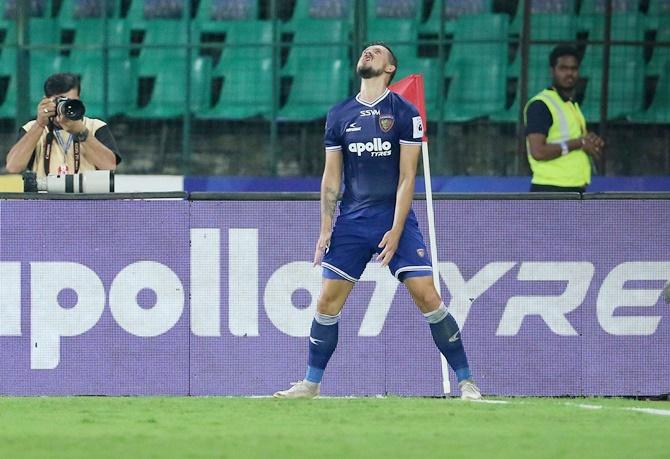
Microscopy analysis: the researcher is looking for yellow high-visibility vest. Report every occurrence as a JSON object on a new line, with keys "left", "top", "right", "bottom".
{"left": 524, "top": 89, "right": 591, "bottom": 187}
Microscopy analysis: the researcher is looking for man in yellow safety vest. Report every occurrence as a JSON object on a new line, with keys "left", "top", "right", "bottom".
{"left": 524, "top": 45, "right": 605, "bottom": 192}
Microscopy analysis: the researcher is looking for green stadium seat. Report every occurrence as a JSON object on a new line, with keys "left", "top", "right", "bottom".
{"left": 57, "top": 0, "right": 121, "bottom": 29}
{"left": 64, "top": 56, "right": 135, "bottom": 118}
{"left": 213, "top": 20, "right": 274, "bottom": 69}
{"left": 443, "top": 14, "right": 508, "bottom": 121}
{"left": 283, "top": 19, "right": 349, "bottom": 75}
{"left": 0, "top": 18, "right": 66, "bottom": 111}
{"left": 579, "top": 0, "right": 639, "bottom": 15}
{"left": 394, "top": 56, "right": 440, "bottom": 121}
{"left": 629, "top": 62, "right": 670, "bottom": 123}
{"left": 1, "top": 0, "right": 52, "bottom": 21}
{"left": 65, "top": 18, "right": 131, "bottom": 65}
{"left": 283, "top": 0, "right": 353, "bottom": 32}
{"left": 197, "top": 0, "right": 257, "bottom": 21}
{"left": 278, "top": 60, "right": 349, "bottom": 121}
{"left": 421, "top": 0, "right": 493, "bottom": 34}
{"left": 59, "top": 19, "right": 133, "bottom": 117}
{"left": 127, "top": 53, "right": 213, "bottom": 119}
{"left": 366, "top": 19, "right": 418, "bottom": 61}
{"left": 578, "top": 13, "right": 645, "bottom": 119}
{"left": 367, "top": 0, "right": 422, "bottom": 21}
{"left": 578, "top": 0, "right": 640, "bottom": 34}
{"left": 509, "top": 0, "right": 576, "bottom": 36}
{"left": 496, "top": 14, "right": 578, "bottom": 122}
{"left": 0, "top": 70, "right": 17, "bottom": 118}
{"left": 508, "top": 14, "right": 578, "bottom": 77}
{"left": 444, "top": 57, "right": 506, "bottom": 122}
{"left": 195, "top": 0, "right": 258, "bottom": 35}
{"left": 126, "top": 0, "right": 189, "bottom": 30}
{"left": 646, "top": 0, "right": 670, "bottom": 30}
{"left": 647, "top": 20, "right": 670, "bottom": 76}
{"left": 580, "top": 58, "right": 645, "bottom": 120}
{"left": 491, "top": 58, "right": 553, "bottom": 123}
{"left": 126, "top": 20, "right": 212, "bottom": 118}
{"left": 1, "top": 17, "right": 60, "bottom": 49}
{"left": 197, "top": 20, "right": 274, "bottom": 119}
{"left": 198, "top": 57, "right": 272, "bottom": 119}
{"left": 580, "top": 13, "right": 645, "bottom": 64}
{"left": 446, "top": 13, "right": 509, "bottom": 68}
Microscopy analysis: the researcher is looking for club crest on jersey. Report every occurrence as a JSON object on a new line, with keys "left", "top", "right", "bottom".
{"left": 417, "top": 248, "right": 425, "bottom": 258}
{"left": 379, "top": 115, "right": 394, "bottom": 132}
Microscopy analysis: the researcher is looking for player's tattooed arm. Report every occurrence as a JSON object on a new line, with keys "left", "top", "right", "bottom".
{"left": 314, "top": 149, "right": 342, "bottom": 265}
{"left": 323, "top": 186, "right": 338, "bottom": 218}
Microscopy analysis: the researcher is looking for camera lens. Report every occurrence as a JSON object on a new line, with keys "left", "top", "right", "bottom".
{"left": 56, "top": 98, "right": 86, "bottom": 121}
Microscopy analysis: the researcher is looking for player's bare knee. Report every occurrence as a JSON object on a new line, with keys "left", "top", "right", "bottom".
{"left": 413, "top": 292, "right": 442, "bottom": 313}
{"left": 316, "top": 296, "right": 344, "bottom": 316}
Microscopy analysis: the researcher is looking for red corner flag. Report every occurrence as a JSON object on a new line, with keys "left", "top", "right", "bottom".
{"left": 389, "top": 74, "right": 427, "bottom": 141}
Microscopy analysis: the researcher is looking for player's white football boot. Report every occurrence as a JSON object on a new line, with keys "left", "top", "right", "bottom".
{"left": 459, "top": 380, "right": 482, "bottom": 400}
{"left": 273, "top": 380, "right": 320, "bottom": 399}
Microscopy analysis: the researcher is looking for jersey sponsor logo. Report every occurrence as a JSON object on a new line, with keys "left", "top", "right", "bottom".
{"left": 345, "top": 122, "right": 362, "bottom": 132}
{"left": 379, "top": 115, "right": 394, "bottom": 132}
{"left": 412, "top": 116, "right": 424, "bottom": 138}
{"left": 347, "top": 137, "right": 392, "bottom": 157}
{"left": 360, "top": 109, "right": 381, "bottom": 116}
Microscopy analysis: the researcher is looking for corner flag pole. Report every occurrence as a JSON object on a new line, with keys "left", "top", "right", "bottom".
{"left": 390, "top": 75, "right": 451, "bottom": 395}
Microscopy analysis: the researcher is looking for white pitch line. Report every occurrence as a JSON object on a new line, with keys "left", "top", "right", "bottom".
{"left": 566, "top": 402, "right": 670, "bottom": 417}
{"left": 576, "top": 404, "right": 603, "bottom": 410}
{"left": 626, "top": 407, "right": 670, "bottom": 417}
{"left": 565, "top": 402, "right": 603, "bottom": 410}
{"left": 471, "top": 399, "right": 511, "bottom": 404}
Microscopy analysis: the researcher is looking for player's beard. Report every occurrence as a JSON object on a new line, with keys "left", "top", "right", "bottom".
{"left": 357, "top": 64, "right": 384, "bottom": 79}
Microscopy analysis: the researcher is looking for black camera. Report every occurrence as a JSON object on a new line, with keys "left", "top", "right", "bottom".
{"left": 54, "top": 96, "right": 86, "bottom": 121}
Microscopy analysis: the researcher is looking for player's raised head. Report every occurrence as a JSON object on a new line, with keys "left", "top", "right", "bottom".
{"left": 357, "top": 42, "right": 397, "bottom": 84}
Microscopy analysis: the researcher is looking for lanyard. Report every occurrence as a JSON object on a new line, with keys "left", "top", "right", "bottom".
{"left": 43, "top": 124, "right": 80, "bottom": 175}
{"left": 54, "top": 129, "right": 73, "bottom": 154}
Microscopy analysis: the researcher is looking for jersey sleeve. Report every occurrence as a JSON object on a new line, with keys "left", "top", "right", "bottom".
{"left": 324, "top": 108, "right": 342, "bottom": 151}
{"left": 398, "top": 101, "right": 423, "bottom": 145}
{"left": 525, "top": 100, "right": 553, "bottom": 136}
{"left": 94, "top": 125, "right": 122, "bottom": 164}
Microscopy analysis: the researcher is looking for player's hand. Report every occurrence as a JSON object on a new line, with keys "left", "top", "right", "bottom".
{"left": 36, "top": 97, "right": 55, "bottom": 128}
{"left": 313, "top": 231, "right": 331, "bottom": 266}
{"left": 376, "top": 229, "right": 401, "bottom": 267}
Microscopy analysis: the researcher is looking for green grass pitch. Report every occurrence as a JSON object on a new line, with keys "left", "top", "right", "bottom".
{"left": 0, "top": 396, "right": 668, "bottom": 458}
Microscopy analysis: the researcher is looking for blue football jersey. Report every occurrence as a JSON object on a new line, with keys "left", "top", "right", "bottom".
{"left": 324, "top": 89, "right": 424, "bottom": 219}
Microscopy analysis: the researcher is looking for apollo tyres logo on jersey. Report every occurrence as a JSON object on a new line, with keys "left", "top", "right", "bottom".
{"left": 348, "top": 138, "right": 392, "bottom": 157}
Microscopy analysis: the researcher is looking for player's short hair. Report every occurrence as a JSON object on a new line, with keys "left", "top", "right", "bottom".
{"left": 44, "top": 73, "right": 81, "bottom": 97}
{"left": 364, "top": 41, "right": 398, "bottom": 84}
{"left": 549, "top": 45, "right": 581, "bottom": 68}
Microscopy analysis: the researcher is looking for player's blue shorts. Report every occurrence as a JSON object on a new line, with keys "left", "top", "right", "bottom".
{"left": 321, "top": 210, "right": 433, "bottom": 283}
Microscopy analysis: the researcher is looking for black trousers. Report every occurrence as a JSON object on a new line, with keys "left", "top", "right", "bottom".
{"left": 530, "top": 183, "right": 586, "bottom": 193}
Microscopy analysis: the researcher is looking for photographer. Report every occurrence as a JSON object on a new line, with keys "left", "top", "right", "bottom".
{"left": 5, "top": 72, "right": 120, "bottom": 176}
